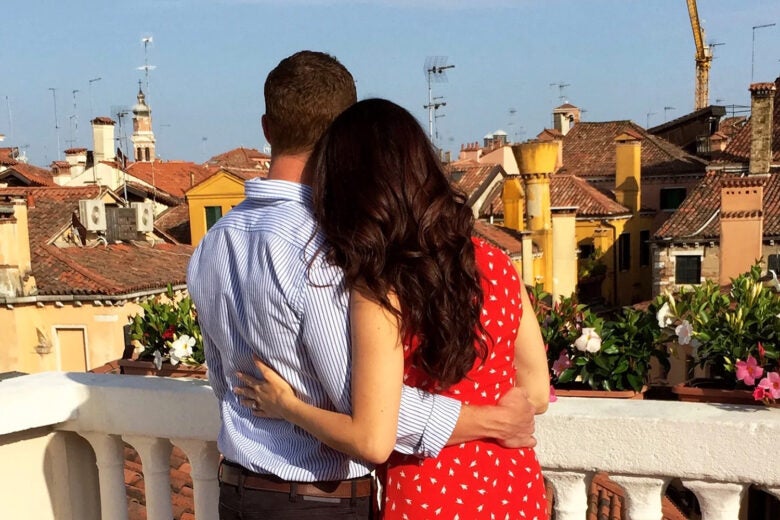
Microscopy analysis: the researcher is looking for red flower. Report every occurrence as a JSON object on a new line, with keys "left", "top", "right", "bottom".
{"left": 162, "top": 325, "right": 176, "bottom": 340}
{"left": 753, "top": 385, "right": 767, "bottom": 402}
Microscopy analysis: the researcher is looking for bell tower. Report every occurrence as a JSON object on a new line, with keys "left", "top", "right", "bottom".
{"left": 131, "top": 82, "right": 156, "bottom": 162}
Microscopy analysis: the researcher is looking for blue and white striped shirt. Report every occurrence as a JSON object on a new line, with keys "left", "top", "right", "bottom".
{"left": 187, "top": 178, "right": 461, "bottom": 481}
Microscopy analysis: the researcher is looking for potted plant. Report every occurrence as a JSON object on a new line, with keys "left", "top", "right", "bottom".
{"left": 121, "top": 286, "right": 206, "bottom": 378}
{"left": 531, "top": 286, "right": 669, "bottom": 399}
{"left": 656, "top": 264, "right": 780, "bottom": 405}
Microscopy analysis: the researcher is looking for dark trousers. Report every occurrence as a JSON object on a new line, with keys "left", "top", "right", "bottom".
{"left": 218, "top": 478, "right": 372, "bottom": 520}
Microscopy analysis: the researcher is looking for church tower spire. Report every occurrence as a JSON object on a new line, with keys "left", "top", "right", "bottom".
{"left": 131, "top": 81, "right": 156, "bottom": 162}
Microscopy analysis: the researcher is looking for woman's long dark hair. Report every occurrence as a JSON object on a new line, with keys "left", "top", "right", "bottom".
{"left": 310, "top": 98, "right": 488, "bottom": 388}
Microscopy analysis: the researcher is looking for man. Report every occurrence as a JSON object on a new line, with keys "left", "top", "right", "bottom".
{"left": 188, "top": 50, "right": 537, "bottom": 519}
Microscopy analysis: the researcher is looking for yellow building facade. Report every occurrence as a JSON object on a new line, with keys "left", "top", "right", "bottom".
{"left": 502, "top": 136, "right": 654, "bottom": 306}
{"left": 186, "top": 169, "right": 248, "bottom": 245}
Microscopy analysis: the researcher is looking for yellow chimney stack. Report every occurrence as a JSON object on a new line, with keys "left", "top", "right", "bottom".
{"left": 502, "top": 177, "right": 525, "bottom": 231}
{"left": 614, "top": 131, "right": 642, "bottom": 213}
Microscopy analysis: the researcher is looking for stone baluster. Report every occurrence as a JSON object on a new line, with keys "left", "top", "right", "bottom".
{"left": 126, "top": 435, "right": 174, "bottom": 520}
{"left": 544, "top": 470, "right": 592, "bottom": 519}
{"left": 609, "top": 475, "right": 669, "bottom": 520}
{"left": 683, "top": 480, "right": 746, "bottom": 520}
{"left": 174, "top": 439, "right": 221, "bottom": 520}
{"left": 81, "top": 432, "right": 129, "bottom": 520}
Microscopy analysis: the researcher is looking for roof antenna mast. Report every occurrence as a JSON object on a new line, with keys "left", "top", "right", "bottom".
{"left": 138, "top": 36, "right": 156, "bottom": 97}
{"left": 423, "top": 56, "right": 454, "bottom": 146}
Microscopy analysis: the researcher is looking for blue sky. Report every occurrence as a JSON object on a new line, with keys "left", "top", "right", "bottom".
{"left": 2, "top": 0, "right": 780, "bottom": 165}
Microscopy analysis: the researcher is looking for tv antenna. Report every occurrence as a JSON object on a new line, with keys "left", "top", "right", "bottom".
{"left": 137, "top": 36, "right": 156, "bottom": 96}
{"left": 423, "top": 56, "right": 454, "bottom": 144}
{"left": 646, "top": 111, "right": 656, "bottom": 128}
{"left": 549, "top": 82, "right": 570, "bottom": 102}
{"left": 664, "top": 106, "right": 676, "bottom": 121}
{"left": 88, "top": 77, "right": 102, "bottom": 119}
{"left": 48, "top": 87, "right": 61, "bottom": 160}
{"left": 112, "top": 105, "right": 131, "bottom": 198}
{"left": 71, "top": 89, "right": 80, "bottom": 145}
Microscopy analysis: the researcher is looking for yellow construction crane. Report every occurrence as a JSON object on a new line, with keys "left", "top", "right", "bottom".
{"left": 686, "top": 0, "right": 712, "bottom": 110}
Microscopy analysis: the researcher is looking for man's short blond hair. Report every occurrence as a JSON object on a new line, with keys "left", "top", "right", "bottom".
{"left": 264, "top": 51, "right": 357, "bottom": 156}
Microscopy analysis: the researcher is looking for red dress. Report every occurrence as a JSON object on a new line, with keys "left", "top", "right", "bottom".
{"left": 380, "top": 239, "right": 548, "bottom": 520}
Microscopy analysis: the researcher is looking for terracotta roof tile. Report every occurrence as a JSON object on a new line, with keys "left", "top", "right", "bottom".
{"left": 447, "top": 160, "right": 500, "bottom": 198}
{"left": 156, "top": 204, "right": 191, "bottom": 244}
{"left": 0, "top": 147, "right": 19, "bottom": 162}
{"left": 0, "top": 186, "right": 193, "bottom": 297}
{"left": 0, "top": 163, "right": 57, "bottom": 187}
{"left": 126, "top": 161, "right": 212, "bottom": 199}
{"left": 562, "top": 121, "right": 707, "bottom": 178}
{"left": 655, "top": 171, "right": 780, "bottom": 240}
{"left": 472, "top": 221, "right": 524, "bottom": 256}
{"left": 123, "top": 181, "right": 182, "bottom": 207}
{"left": 34, "top": 242, "right": 192, "bottom": 296}
{"left": 550, "top": 174, "right": 630, "bottom": 217}
{"left": 205, "top": 147, "right": 270, "bottom": 174}
{"left": 719, "top": 77, "right": 780, "bottom": 164}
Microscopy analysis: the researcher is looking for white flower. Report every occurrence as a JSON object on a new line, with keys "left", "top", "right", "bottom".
{"left": 131, "top": 339, "right": 146, "bottom": 355}
{"left": 656, "top": 302, "right": 673, "bottom": 329}
{"left": 675, "top": 320, "right": 694, "bottom": 345}
{"left": 169, "top": 334, "right": 196, "bottom": 366}
{"left": 574, "top": 328, "right": 602, "bottom": 353}
{"left": 170, "top": 334, "right": 195, "bottom": 365}
{"left": 153, "top": 350, "right": 163, "bottom": 370}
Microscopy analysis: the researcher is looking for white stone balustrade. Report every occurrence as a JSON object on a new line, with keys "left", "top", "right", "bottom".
{"left": 1, "top": 371, "right": 779, "bottom": 519}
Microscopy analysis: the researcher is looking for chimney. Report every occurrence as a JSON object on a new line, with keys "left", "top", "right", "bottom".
{"left": 64, "top": 147, "right": 88, "bottom": 179}
{"left": 719, "top": 177, "right": 764, "bottom": 285}
{"left": 0, "top": 197, "right": 33, "bottom": 297}
{"left": 748, "top": 82, "right": 776, "bottom": 175}
{"left": 614, "top": 130, "right": 642, "bottom": 213}
{"left": 553, "top": 104, "right": 581, "bottom": 136}
{"left": 92, "top": 117, "right": 116, "bottom": 164}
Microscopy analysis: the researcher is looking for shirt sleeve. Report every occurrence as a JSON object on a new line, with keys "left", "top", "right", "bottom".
{"left": 187, "top": 243, "right": 228, "bottom": 402}
{"left": 298, "top": 253, "right": 462, "bottom": 459}
{"left": 395, "top": 386, "right": 462, "bottom": 458}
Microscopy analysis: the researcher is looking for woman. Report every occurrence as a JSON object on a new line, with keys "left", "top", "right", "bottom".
{"left": 235, "top": 98, "right": 549, "bottom": 518}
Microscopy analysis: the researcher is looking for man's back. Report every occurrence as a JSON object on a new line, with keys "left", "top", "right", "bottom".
{"left": 188, "top": 178, "right": 371, "bottom": 481}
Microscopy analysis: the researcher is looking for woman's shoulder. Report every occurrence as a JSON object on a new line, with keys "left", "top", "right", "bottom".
{"left": 471, "top": 236, "right": 514, "bottom": 268}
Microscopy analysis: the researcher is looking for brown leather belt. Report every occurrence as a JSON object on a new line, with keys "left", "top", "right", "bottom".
{"left": 219, "top": 462, "right": 372, "bottom": 499}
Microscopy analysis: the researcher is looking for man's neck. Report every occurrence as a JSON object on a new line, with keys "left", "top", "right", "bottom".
{"left": 266, "top": 152, "right": 311, "bottom": 185}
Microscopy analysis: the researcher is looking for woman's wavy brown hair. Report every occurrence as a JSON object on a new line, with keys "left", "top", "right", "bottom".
{"left": 310, "top": 98, "right": 488, "bottom": 388}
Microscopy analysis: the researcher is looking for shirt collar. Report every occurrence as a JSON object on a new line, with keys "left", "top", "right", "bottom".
{"left": 245, "top": 178, "right": 312, "bottom": 206}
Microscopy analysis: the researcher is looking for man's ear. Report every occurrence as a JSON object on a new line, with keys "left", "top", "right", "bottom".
{"left": 261, "top": 115, "right": 272, "bottom": 143}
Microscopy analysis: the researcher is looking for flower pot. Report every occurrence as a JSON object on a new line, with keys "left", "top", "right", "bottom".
{"left": 672, "top": 378, "right": 771, "bottom": 406}
{"left": 554, "top": 385, "right": 647, "bottom": 400}
{"left": 118, "top": 359, "right": 207, "bottom": 380}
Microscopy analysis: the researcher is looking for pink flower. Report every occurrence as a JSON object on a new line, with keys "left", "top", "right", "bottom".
{"left": 757, "top": 372, "right": 780, "bottom": 400}
{"left": 735, "top": 355, "right": 764, "bottom": 386}
{"left": 552, "top": 351, "right": 572, "bottom": 376}
{"left": 549, "top": 386, "right": 557, "bottom": 403}
{"left": 753, "top": 386, "right": 767, "bottom": 402}
{"left": 758, "top": 342, "right": 766, "bottom": 362}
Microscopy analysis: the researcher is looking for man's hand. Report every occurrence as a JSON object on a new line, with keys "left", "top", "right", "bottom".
{"left": 446, "top": 386, "right": 537, "bottom": 448}
{"left": 493, "top": 387, "right": 536, "bottom": 448}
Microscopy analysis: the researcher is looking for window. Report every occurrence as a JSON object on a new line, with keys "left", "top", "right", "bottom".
{"left": 144, "top": 147, "right": 151, "bottom": 161}
{"left": 640, "top": 230, "right": 650, "bottom": 267}
{"left": 660, "top": 187, "right": 687, "bottom": 211}
{"left": 769, "top": 254, "right": 780, "bottom": 274}
{"left": 675, "top": 255, "right": 701, "bottom": 284}
{"left": 205, "top": 206, "right": 223, "bottom": 230}
{"left": 618, "top": 233, "right": 630, "bottom": 271}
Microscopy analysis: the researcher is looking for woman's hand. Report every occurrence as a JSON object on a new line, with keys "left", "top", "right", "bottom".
{"left": 234, "top": 356, "right": 296, "bottom": 420}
